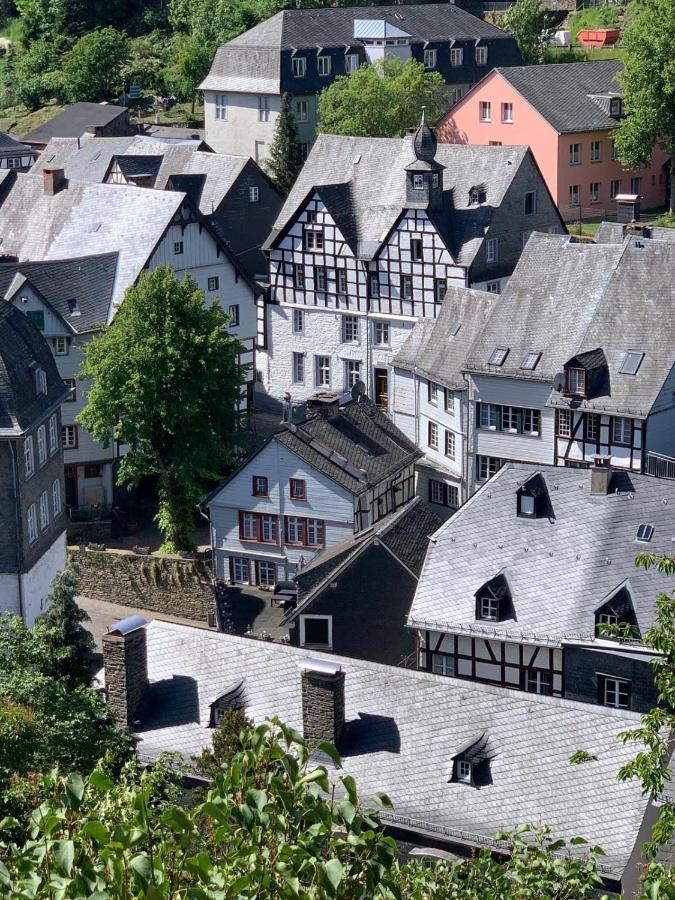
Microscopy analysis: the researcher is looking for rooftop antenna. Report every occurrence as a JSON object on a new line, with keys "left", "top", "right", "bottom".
{"left": 351, "top": 380, "right": 366, "bottom": 403}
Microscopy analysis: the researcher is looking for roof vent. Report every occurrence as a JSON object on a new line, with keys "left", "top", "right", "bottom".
{"left": 636, "top": 523, "right": 654, "bottom": 543}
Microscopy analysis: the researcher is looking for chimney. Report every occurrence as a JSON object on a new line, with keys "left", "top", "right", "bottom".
{"left": 43, "top": 168, "right": 67, "bottom": 196}
{"left": 306, "top": 392, "right": 340, "bottom": 417}
{"left": 102, "top": 615, "right": 148, "bottom": 726}
{"left": 299, "top": 658, "right": 345, "bottom": 747}
{"left": 590, "top": 455, "right": 612, "bottom": 495}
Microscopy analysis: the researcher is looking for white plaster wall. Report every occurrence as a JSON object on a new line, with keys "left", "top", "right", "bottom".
{"left": 0, "top": 574, "right": 21, "bottom": 617}
{"left": 20, "top": 530, "right": 67, "bottom": 626}
{"left": 203, "top": 91, "right": 281, "bottom": 161}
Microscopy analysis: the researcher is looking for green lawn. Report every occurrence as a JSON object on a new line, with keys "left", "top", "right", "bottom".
{"left": 567, "top": 206, "right": 670, "bottom": 238}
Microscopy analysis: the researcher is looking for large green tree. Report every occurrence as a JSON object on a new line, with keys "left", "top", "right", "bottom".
{"left": 62, "top": 27, "right": 130, "bottom": 103}
{"left": 318, "top": 58, "right": 447, "bottom": 138}
{"left": 78, "top": 267, "right": 244, "bottom": 552}
{"left": 265, "top": 93, "right": 303, "bottom": 195}
{"left": 614, "top": 0, "right": 675, "bottom": 213}
{"left": 165, "top": 34, "right": 213, "bottom": 114}
{"left": 501, "top": 0, "right": 551, "bottom": 65}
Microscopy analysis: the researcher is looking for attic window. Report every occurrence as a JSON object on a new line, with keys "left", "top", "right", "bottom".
{"left": 450, "top": 733, "right": 493, "bottom": 787}
{"left": 67, "top": 298, "right": 80, "bottom": 315}
{"left": 456, "top": 759, "right": 472, "bottom": 783}
{"left": 636, "top": 523, "right": 654, "bottom": 543}
{"left": 564, "top": 367, "right": 585, "bottom": 396}
{"left": 32, "top": 365, "right": 47, "bottom": 395}
{"left": 450, "top": 321, "right": 461, "bottom": 336}
{"left": 469, "top": 186, "right": 487, "bottom": 205}
{"left": 517, "top": 473, "right": 549, "bottom": 519}
{"left": 610, "top": 97, "right": 623, "bottom": 117}
{"left": 594, "top": 586, "right": 640, "bottom": 639}
{"left": 619, "top": 350, "right": 644, "bottom": 375}
{"left": 46, "top": 153, "right": 56, "bottom": 163}
{"left": 210, "top": 679, "right": 246, "bottom": 727}
{"left": 488, "top": 347, "right": 509, "bottom": 366}
{"left": 475, "top": 573, "right": 512, "bottom": 623}
{"left": 92, "top": 151, "right": 101, "bottom": 161}
{"left": 521, "top": 351, "right": 541, "bottom": 371}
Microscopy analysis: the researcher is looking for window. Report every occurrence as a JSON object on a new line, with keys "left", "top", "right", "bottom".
{"left": 204, "top": 276, "right": 219, "bottom": 293}
{"left": 255, "top": 141, "right": 265, "bottom": 163}
{"left": 215, "top": 94, "right": 227, "bottom": 120}
{"left": 598, "top": 611, "right": 618, "bottom": 629}
{"left": 26, "top": 310, "right": 45, "bottom": 331}
{"left": 456, "top": 759, "right": 472, "bottom": 783}
{"left": 611, "top": 140, "right": 619, "bottom": 161}
{"left": 52, "top": 479, "right": 62, "bottom": 517}
{"left": 260, "top": 515, "right": 276, "bottom": 543}
{"left": 35, "top": 367, "right": 47, "bottom": 395}
{"left": 293, "top": 264, "right": 305, "bottom": 290}
{"left": 526, "top": 670, "right": 552, "bottom": 695}
{"left": 477, "top": 456, "right": 502, "bottom": 481}
{"left": 400, "top": 274, "right": 413, "bottom": 299}
{"left": 444, "top": 389, "right": 454, "bottom": 413}
{"left": 590, "top": 182, "right": 600, "bottom": 203}
{"left": 424, "top": 48, "right": 437, "bottom": 69}
{"left": 249, "top": 186, "right": 259, "bottom": 203}
{"left": 315, "top": 355, "right": 330, "bottom": 387}
{"left": 240, "top": 512, "right": 278, "bottom": 543}
{"left": 27, "top": 504, "right": 38, "bottom": 544}
{"left": 524, "top": 191, "right": 536, "bottom": 215}
{"left": 612, "top": 416, "right": 632, "bottom": 445}
{"left": 411, "top": 238, "right": 423, "bottom": 261}
{"left": 304, "top": 229, "right": 324, "bottom": 251}
{"left": 486, "top": 281, "right": 500, "bottom": 294}
{"left": 602, "top": 677, "right": 630, "bottom": 709}
{"left": 292, "top": 56, "right": 306, "bottom": 78}
{"left": 569, "top": 143, "right": 580, "bottom": 165}
{"left": 486, "top": 238, "right": 498, "bottom": 263}
{"left": 37, "top": 425, "right": 47, "bottom": 466}
{"left": 450, "top": 47, "right": 463, "bottom": 66}
{"left": 306, "top": 518, "right": 323, "bottom": 546}
{"left": 292, "top": 351, "right": 305, "bottom": 384}
{"left": 479, "top": 101, "right": 491, "bottom": 122}
{"left": 336, "top": 267, "right": 347, "bottom": 295}
{"left": 342, "top": 315, "right": 359, "bottom": 343}
{"left": 590, "top": 140, "right": 601, "bottom": 162}
{"left": 557, "top": 409, "right": 572, "bottom": 437}
{"left": 586, "top": 413, "right": 599, "bottom": 441}
{"left": 300, "top": 615, "right": 331, "bottom": 648}
{"left": 241, "top": 512, "right": 257, "bottom": 540}
{"left": 232, "top": 557, "right": 250, "bottom": 584}
{"left": 619, "top": 350, "right": 645, "bottom": 375}
{"left": 314, "top": 266, "right": 327, "bottom": 292}
{"left": 428, "top": 421, "right": 439, "bottom": 450}
{"left": 487, "top": 346, "right": 507, "bottom": 365}
{"left": 479, "top": 403, "right": 497, "bottom": 429}
{"left": 258, "top": 95, "right": 270, "bottom": 122}
{"left": 429, "top": 479, "right": 459, "bottom": 508}
{"left": 345, "top": 53, "right": 359, "bottom": 74}
{"left": 39, "top": 491, "right": 49, "bottom": 531}
{"left": 412, "top": 173, "right": 424, "bottom": 191}
{"left": 286, "top": 516, "right": 302, "bottom": 544}
{"left": 49, "top": 414, "right": 58, "bottom": 454}
{"left": 501, "top": 406, "right": 520, "bottom": 432}
{"left": 258, "top": 561, "right": 276, "bottom": 587}
{"left": 290, "top": 478, "right": 306, "bottom": 500}
{"left": 24, "top": 436, "right": 34, "bottom": 478}
{"left": 610, "top": 179, "right": 621, "bottom": 200}
{"left": 374, "top": 321, "right": 389, "bottom": 346}
{"left": 519, "top": 493, "right": 535, "bottom": 517}
{"left": 64, "top": 378, "right": 76, "bottom": 401}
{"left": 228, "top": 305, "right": 240, "bottom": 327}
{"left": 630, "top": 176, "right": 641, "bottom": 195}
{"left": 299, "top": 143, "right": 308, "bottom": 161}
{"left": 295, "top": 99, "right": 308, "bottom": 122}
{"left": 252, "top": 475, "right": 268, "bottom": 496}
{"left": 61, "top": 425, "right": 78, "bottom": 448}
{"left": 172, "top": 240, "right": 184, "bottom": 256}
{"left": 479, "top": 595, "right": 499, "bottom": 621}
{"left": 521, "top": 351, "right": 540, "bottom": 371}
{"left": 292, "top": 308, "right": 304, "bottom": 333}
{"left": 432, "top": 654, "right": 454, "bottom": 676}
{"left": 434, "top": 278, "right": 446, "bottom": 303}
{"left": 565, "top": 367, "right": 585, "bottom": 395}
{"left": 344, "top": 359, "right": 362, "bottom": 388}
{"left": 53, "top": 336, "right": 68, "bottom": 356}
{"left": 568, "top": 184, "right": 580, "bottom": 207}
{"left": 636, "top": 523, "right": 654, "bottom": 543}
{"left": 501, "top": 102, "right": 513, "bottom": 123}
{"left": 610, "top": 97, "right": 623, "bottom": 117}
{"left": 445, "top": 430, "right": 456, "bottom": 459}
{"left": 475, "top": 45, "right": 488, "bottom": 65}
{"left": 82, "top": 464, "right": 100, "bottom": 479}
{"left": 522, "top": 409, "right": 540, "bottom": 435}
{"left": 429, "top": 381, "right": 439, "bottom": 405}
{"left": 317, "top": 55, "right": 331, "bottom": 76}
{"left": 369, "top": 272, "right": 380, "bottom": 297}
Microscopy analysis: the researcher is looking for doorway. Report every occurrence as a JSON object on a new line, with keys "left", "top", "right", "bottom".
{"left": 374, "top": 368, "right": 388, "bottom": 408}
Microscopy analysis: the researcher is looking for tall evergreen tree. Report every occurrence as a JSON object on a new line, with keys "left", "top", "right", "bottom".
{"left": 34, "top": 567, "right": 94, "bottom": 688}
{"left": 265, "top": 93, "right": 303, "bottom": 195}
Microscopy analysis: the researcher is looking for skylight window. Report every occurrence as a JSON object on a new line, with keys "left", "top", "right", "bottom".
{"left": 619, "top": 350, "right": 645, "bottom": 375}
{"left": 46, "top": 154, "right": 55, "bottom": 163}
{"left": 520, "top": 351, "right": 541, "bottom": 371}
{"left": 450, "top": 321, "right": 461, "bottom": 336}
{"left": 92, "top": 151, "right": 101, "bottom": 161}
{"left": 488, "top": 347, "right": 509, "bottom": 366}
{"left": 636, "top": 523, "right": 654, "bottom": 543}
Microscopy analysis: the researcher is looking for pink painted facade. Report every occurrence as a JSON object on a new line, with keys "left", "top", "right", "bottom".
{"left": 438, "top": 69, "right": 669, "bottom": 221}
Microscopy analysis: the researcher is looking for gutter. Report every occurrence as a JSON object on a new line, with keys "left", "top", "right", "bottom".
{"left": 10, "top": 442, "right": 25, "bottom": 621}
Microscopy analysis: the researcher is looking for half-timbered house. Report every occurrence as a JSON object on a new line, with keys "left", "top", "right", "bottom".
{"left": 202, "top": 393, "right": 421, "bottom": 587}
{"left": 261, "top": 115, "right": 564, "bottom": 406}
{"left": 409, "top": 462, "right": 673, "bottom": 713}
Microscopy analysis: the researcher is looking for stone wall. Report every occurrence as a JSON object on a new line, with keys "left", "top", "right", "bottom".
{"left": 68, "top": 547, "right": 216, "bottom": 622}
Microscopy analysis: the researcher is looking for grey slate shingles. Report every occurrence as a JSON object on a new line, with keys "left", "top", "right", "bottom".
{"left": 22, "top": 102, "right": 130, "bottom": 144}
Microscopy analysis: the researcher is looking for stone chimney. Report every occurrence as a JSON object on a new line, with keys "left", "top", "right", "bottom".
{"left": 43, "top": 168, "right": 67, "bottom": 196}
{"left": 590, "top": 455, "right": 612, "bottom": 495}
{"left": 299, "top": 658, "right": 345, "bottom": 747}
{"left": 102, "top": 615, "right": 148, "bottom": 726}
{"left": 306, "top": 393, "right": 340, "bottom": 417}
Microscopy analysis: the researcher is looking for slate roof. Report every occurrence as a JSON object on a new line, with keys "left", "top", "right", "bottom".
{"left": 392, "top": 285, "right": 498, "bottom": 389}
{"left": 22, "top": 102, "right": 130, "bottom": 145}
{"left": 495, "top": 60, "right": 625, "bottom": 134}
{"left": 268, "top": 134, "right": 528, "bottom": 265}
{"left": 410, "top": 463, "right": 675, "bottom": 642}
{"left": 0, "top": 131, "right": 35, "bottom": 158}
{"left": 134, "top": 619, "right": 650, "bottom": 879}
{"left": 463, "top": 232, "right": 675, "bottom": 417}
{"left": 595, "top": 221, "right": 675, "bottom": 245}
{"left": 0, "top": 253, "right": 117, "bottom": 335}
{"left": 0, "top": 302, "right": 68, "bottom": 435}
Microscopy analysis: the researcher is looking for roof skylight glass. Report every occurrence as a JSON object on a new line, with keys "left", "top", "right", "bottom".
{"left": 520, "top": 351, "right": 541, "bottom": 371}
{"left": 488, "top": 347, "right": 509, "bottom": 366}
{"left": 450, "top": 321, "right": 461, "bottom": 336}
{"left": 636, "top": 523, "right": 654, "bottom": 543}
{"left": 619, "top": 350, "right": 645, "bottom": 375}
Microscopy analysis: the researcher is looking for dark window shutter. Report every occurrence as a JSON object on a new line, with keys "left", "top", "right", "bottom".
{"left": 238, "top": 510, "right": 244, "bottom": 539}
{"left": 228, "top": 556, "right": 234, "bottom": 582}
{"left": 475, "top": 594, "right": 482, "bottom": 620}
{"left": 476, "top": 402, "right": 482, "bottom": 428}
{"left": 597, "top": 674, "right": 604, "bottom": 705}
{"left": 473, "top": 758, "right": 492, "bottom": 787}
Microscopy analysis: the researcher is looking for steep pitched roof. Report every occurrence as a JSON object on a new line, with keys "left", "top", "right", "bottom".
{"left": 410, "top": 463, "right": 675, "bottom": 641}
{"left": 135, "top": 619, "right": 650, "bottom": 880}
{"left": 0, "top": 131, "right": 34, "bottom": 157}
{"left": 595, "top": 221, "right": 675, "bottom": 245}
{"left": 22, "top": 102, "right": 130, "bottom": 144}
{"left": 268, "top": 134, "right": 528, "bottom": 264}
{"left": 496, "top": 60, "right": 625, "bottom": 134}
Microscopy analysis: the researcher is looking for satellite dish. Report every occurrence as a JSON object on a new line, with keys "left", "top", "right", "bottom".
{"left": 351, "top": 380, "right": 366, "bottom": 403}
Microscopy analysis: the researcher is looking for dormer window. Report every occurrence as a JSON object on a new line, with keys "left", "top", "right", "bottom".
{"left": 610, "top": 97, "right": 623, "bottom": 117}
{"left": 479, "top": 595, "right": 499, "bottom": 621}
{"left": 519, "top": 494, "right": 535, "bottom": 516}
{"left": 516, "top": 473, "right": 550, "bottom": 519}
{"left": 565, "top": 367, "right": 585, "bottom": 396}
{"left": 563, "top": 349, "right": 608, "bottom": 400}
{"left": 475, "top": 573, "right": 512, "bottom": 623}
{"left": 413, "top": 173, "right": 424, "bottom": 190}
{"left": 450, "top": 733, "right": 493, "bottom": 786}
{"left": 209, "top": 679, "right": 246, "bottom": 727}
{"left": 469, "top": 185, "right": 487, "bottom": 205}
{"left": 594, "top": 585, "right": 640, "bottom": 639}
{"left": 456, "top": 759, "right": 472, "bottom": 783}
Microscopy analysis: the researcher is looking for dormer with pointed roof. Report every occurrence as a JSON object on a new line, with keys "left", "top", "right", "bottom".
{"left": 405, "top": 110, "right": 445, "bottom": 211}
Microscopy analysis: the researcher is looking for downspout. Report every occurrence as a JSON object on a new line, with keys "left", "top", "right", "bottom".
{"left": 462, "top": 371, "right": 474, "bottom": 502}
{"left": 10, "top": 443, "right": 25, "bottom": 621}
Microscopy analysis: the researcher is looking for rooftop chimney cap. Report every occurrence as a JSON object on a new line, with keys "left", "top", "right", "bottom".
{"left": 297, "top": 657, "right": 342, "bottom": 676}
{"left": 108, "top": 614, "right": 147, "bottom": 636}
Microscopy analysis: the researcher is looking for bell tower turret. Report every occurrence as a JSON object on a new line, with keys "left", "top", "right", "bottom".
{"left": 405, "top": 108, "right": 444, "bottom": 212}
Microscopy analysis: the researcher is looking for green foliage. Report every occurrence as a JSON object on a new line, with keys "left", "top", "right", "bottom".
{"left": 165, "top": 34, "right": 213, "bottom": 113}
{"left": 653, "top": 211, "right": 675, "bottom": 228}
{"left": 265, "top": 92, "right": 302, "bottom": 195}
{"left": 62, "top": 27, "right": 130, "bottom": 103}
{"left": 3, "top": 35, "right": 68, "bottom": 110}
{"left": 15, "top": 0, "right": 149, "bottom": 43}
{"left": 193, "top": 707, "right": 252, "bottom": 778}
{"left": 613, "top": 0, "right": 675, "bottom": 212}
{"left": 318, "top": 58, "right": 447, "bottom": 138}
{"left": 569, "top": 750, "right": 599, "bottom": 765}
{"left": 78, "top": 267, "right": 244, "bottom": 552}
{"left": 0, "top": 718, "right": 606, "bottom": 897}
{"left": 124, "top": 32, "right": 173, "bottom": 93}
{"left": 501, "top": 0, "right": 551, "bottom": 65}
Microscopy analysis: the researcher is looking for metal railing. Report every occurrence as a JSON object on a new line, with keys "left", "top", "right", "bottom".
{"left": 645, "top": 451, "right": 675, "bottom": 481}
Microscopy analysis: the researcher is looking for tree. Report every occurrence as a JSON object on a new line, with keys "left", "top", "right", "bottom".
{"left": 318, "top": 58, "right": 447, "bottom": 138}
{"left": 165, "top": 34, "right": 213, "bottom": 114}
{"left": 614, "top": 0, "right": 675, "bottom": 213}
{"left": 193, "top": 707, "right": 252, "bottom": 778}
{"left": 265, "top": 93, "right": 303, "bottom": 194}
{"left": 62, "top": 27, "right": 130, "bottom": 103}
{"left": 501, "top": 0, "right": 550, "bottom": 66}
{"left": 78, "top": 267, "right": 244, "bottom": 552}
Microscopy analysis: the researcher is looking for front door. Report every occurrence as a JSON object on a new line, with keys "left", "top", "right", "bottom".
{"left": 375, "top": 369, "right": 388, "bottom": 409}
{"left": 64, "top": 464, "right": 78, "bottom": 508}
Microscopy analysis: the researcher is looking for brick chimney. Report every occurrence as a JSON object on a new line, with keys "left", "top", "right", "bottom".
{"left": 299, "top": 658, "right": 345, "bottom": 747}
{"left": 43, "top": 168, "right": 67, "bottom": 196}
{"left": 102, "top": 616, "right": 148, "bottom": 726}
{"left": 590, "top": 455, "right": 612, "bottom": 495}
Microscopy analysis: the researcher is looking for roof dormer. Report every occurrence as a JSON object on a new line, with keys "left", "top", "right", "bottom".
{"left": 475, "top": 572, "right": 513, "bottom": 623}
{"left": 562, "top": 348, "right": 609, "bottom": 400}
{"left": 516, "top": 472, "right": 551, "bottom": 519}
{"left": 594, "top": 583, "right": 640, "bottom": 640}
{"left": 450, "top": 732, "right": 494, "bottom": 787}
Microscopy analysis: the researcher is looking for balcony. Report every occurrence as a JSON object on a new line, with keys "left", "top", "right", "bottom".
{"left": 645, "top": 451, "right": 675, "bottom": 481}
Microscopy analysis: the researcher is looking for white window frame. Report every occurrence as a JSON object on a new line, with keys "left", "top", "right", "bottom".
{"left": 486, "top": 238, "right": 498, "bottom": 263}
{"left": 479, "top": 101, "right": 491, "bottom": 122}
{"left": 292, "top": 56, "right": 307, "bottom": 78}
{"left": 598, "top": 611, "right": 618, "bottom": 628}
{"left": 569, "top": 143, "right": 580, "bottom": 165}
{"left": 480, "top": 403, "right": 498, "bottom": 430}
{"left": 314, "top": 266, "right": 327, "bottom": 292}
{"left": 428, "top": 421, "right": 439, "bottom": 451}
{"left": 480, "top": 595, "right": 499, "bottom": 621}
{"left": 445, "top": 389, "right": 455, "bottom": 413}
{"left": 345, "top": 53, "right": 359, "bottom": 74}
{"left": 412, "top": 173, "right": 424, "bottom": 191}
{"left": 37, "top": 424, "right": 47, "bottom": 466}
{"left": 292, "top": 352, "right": 305, "bottom": 384}
{"left": 374, "top": 320, "right": 390, "bottom": 346}
{"left": 501, "top": 406, "right": 519, "bottom": 432}
{"left": 54, "top": 336, "right": 68, "bottom": 356}
{"left": 306, "top": 518, "right": 323, "bottom": 547}
{"left": 258, "top": 95, "right": 270, "bottom": 122}
{"left": 477, "top": 456, "right": 501, "bottom": 481}
{"left": 569, "top": 185, "right": 580, "bottom": 207}
{"left": 61, "top": 425, "right": 77, "bottom": 449}
{"left": 612, "top": 416, "right": 632, "bottom": 445}
{"left": 39, "top": 490, "right": 49, "bottom": 531}
{"left": 432, "top": 654, "right": 454, "bottom": 676}
{"left": 586, "top": 413, "right": 599, "bottom": 441}
{"left": 232, "top": 557, "right": 250, "bottom": 584}
{"left": 52, "top": 478, "right": 62, "bottom": 517}
{"left": 249, "top": 186, "right": 259, "bottom": 203}
{"left": 603, "top": 677, "right": 630, "bottom": 709}
{"left": 48, "top": 414, "right": 58, "bottom": 454}
{"left": 345, "top": 359, "right": 362, "bottom": 389}
{"left": 317, "top": 55, "right": 331, "bottom": 77}
{"left": 429, "top": 381, "right": 439, "bottom": 405}
{"left": 486, "top": 280, "right": 500, "bottom": 294}
{"left": 24, "top": 436, "right": 34, "bottom": 478}
{"left": 261, "top": 515, "right": 276, "bottom": 543}
{"left": 173, "top": 240, "right": 184, "bottom": 255}
{"left": 501, "top": 102, "right": 513, "bottom": 123}
{"left": 215, "top": 94, "right": 227, "bottom": 120}
{"left": 300, "top": 614, "right": 332, "bottom": 648}
{"left": 228, "top": 305, "right": 239, "bottom": 327}
{"left": 258, "top": 560, "right": 277, "bottom": 587}
{"left": 430, "top": 480, "right": 445, "bottom": 504}
{"left": 475, "top": 45, "right": 488, "bottom": 65}
{"left": 295, "top": 99, "right": 308, "bottom": 123}
{"left": 526, "top": 670, "right": 552, "bottom": 695}
{"left": 286, "top": 516, "right": 302, "bottom": 544}
{"left": 27, "top": 503, "right": 38, "bottom": 544}
{"left": 315, "top": 355, "right": 330, "bottom": 387}
{"left": 522, "top": 408, "right": 540, "bottom": 436}
{"left": 292, "top": 308, "right": 304, "bottom": 333}
{"left": 590, "top": 182, "right": 600, "bottom": 203}
{"left": 424, "top": 48, "right": 437, "bottom": 69}
{"left": 445, "top": 430, "right": 456, "bottom": 459}
{"left": 558, "top": 409, "right": 572, "bottom": 437}
{"left": 207, "top": 276, "right": 219, "bottom": 292}
{"left": 590, "top": 140, "right": 601, "bottom": 162}
{"left": 450, "top": 47, "right": 463, "bottom": 66}
{"left": 456, "top": 759, "right": 473, "bottom": 783}
{"left": 242, "top": 513, "right": 257, "bottom": 540}
{"left": 342, "top": 315, "right": 359, "bottom": 343}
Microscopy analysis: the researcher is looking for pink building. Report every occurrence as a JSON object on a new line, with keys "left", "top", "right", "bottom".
{"left": 438, "top": 60, "right": 670, "bottom": 221}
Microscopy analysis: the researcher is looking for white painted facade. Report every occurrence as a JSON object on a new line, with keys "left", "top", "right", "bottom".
{"left": 0, "top": 531, "right": 67, "bottom": 626}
